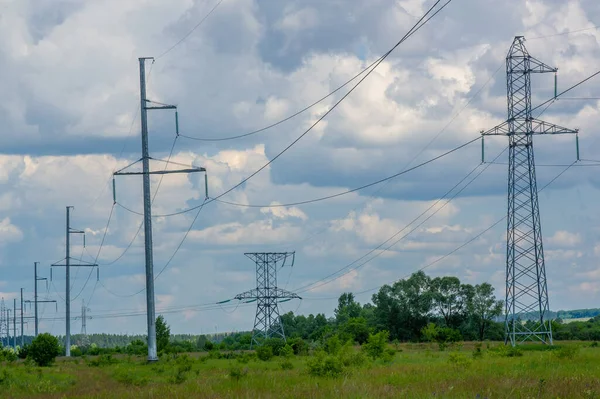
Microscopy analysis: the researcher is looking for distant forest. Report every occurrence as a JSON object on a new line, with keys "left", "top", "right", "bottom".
{"left": 2, "top": 271, "right": 599, "bottom": 349}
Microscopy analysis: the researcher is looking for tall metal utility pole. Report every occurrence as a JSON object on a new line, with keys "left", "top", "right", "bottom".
{"left": 234, "top": 252, "right": 301, "bottom": 347}
{"left": 20, "top": 288, "right": 24, "bottom": 346}
{"left": 113, "top": 57, "right": 207, "bottom": 361}
{"left": 482, "top": 36, "right": 578, "bottom": 346}
{"left": 51, "top": 207, "right": 98, "bottom": 356}
{"left": 30, "top": 262, "right": 55, "bottom": 337}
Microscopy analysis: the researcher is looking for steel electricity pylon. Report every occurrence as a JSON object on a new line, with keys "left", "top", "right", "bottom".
{"left": 234, "top": 252, "right": 301, "bottom": 347}
{"left": 482, "top": 36, "right": 578, "bottom": 346}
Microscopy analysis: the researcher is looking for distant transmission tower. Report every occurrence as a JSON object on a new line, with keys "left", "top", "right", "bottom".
{"left": 0, "top": 298, "right": 7, "bottom": 346}
{"left": 76, "top": 300, "right": 92, "bottom": 347}
{"left": 234, "top": 252, "right": 301, "bottom": 346}
{"left": 482, "top": 36, "right": 578, "bottom": 346}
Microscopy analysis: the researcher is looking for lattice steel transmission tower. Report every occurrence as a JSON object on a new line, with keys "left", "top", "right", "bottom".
{"left": 482, "top": 36, "right": 578, "bottom": 346}
{"left": 0, "top": 299, "right": 8, "bottom": 347}
{"left": 234, "top": 252, "right": 301, "bottom": 346}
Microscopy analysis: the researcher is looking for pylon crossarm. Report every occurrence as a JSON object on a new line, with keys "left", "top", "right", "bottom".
{"left": 530, "top": 119, "right": 578, "bottom": 135}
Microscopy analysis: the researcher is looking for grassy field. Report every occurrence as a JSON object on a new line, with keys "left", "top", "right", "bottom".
{"left": 1, "top": 342, "right": 599, "bottom": 398}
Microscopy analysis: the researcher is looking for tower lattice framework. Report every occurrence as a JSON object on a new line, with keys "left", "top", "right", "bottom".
{"left": 234, "top": 252, "right": 301, "bottom": 347}
{"left": 483, "top": 36, "right": 578, "bottom": 346}
{"left": 0, "top": 299, "right": 7, "bottom": 347}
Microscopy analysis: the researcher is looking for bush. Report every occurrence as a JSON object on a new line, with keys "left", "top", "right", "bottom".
{"left": 280, "top": 344, "right": 294, "bottom": 358}
{"left": 263, "top": 338, "right": 285, "bottom": 356}
{"left": 17, "top": 344, "right": 29, "bottom": 359}
{"left": 554, "top": 345, "right": 580, "bottom": 360}
{"left": 324, "top": 335, "right": 343, "bottom": 355}
{"left": 280, "top": 359, "right": 294, "bottom": 370}
{"left": 0, "top": 348, "right": 17, "bottom": 363}
{"left": 125, "top": 339, "right": 147, "bottom": 356}
{"left": 256, "top": 345, "right": 273, "bottom": 361}
{"left": 307, "top": 351, "right": 344, "bottom": 377}
{"left": 288, "top": 337, "right": 308, "bottom": 356}
{"left": 362, "top": 331, "right": 389, "bottom": 360}
{"left": 29, "top": 333, "right": 61, "bottom": 367}
{"left": 229, "top": 366, "right": 248, "bottom": 381}
{"left": 87, "top": 354, "right": 118, "bottom": 367}
{"left": 448, "top": 352, "right": 472, "bottom": 368}
{"left": 204, "top": 341, "right": 215, "bottom": 351}
{"left": 472, "top": 342, "right": 484, "bottom": 359}
{"left": 590, "top": 341, "right": 598, "bottom": 348}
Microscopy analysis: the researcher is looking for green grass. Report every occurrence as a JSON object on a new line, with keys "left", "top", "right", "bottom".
{"left": 1, "top": 342, "right": 599, "bottom": 398}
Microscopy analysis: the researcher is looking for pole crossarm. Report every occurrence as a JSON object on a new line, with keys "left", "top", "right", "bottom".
{"left": 482, "top": 119, "right": 579, "bottom": 136}
{"left": 114, "top": 167, "right": 205, "bottom": 176}
{"left": 234, "top": 288, "right": 302, "bottom": 301}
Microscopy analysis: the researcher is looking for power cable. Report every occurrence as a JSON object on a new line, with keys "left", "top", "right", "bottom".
{"left": 529, "top": 25, "right": 600, "bottom": 40}
{"left": 114, "top": 0, "right": 452, "bottom": 219}
{"left": 294, "top": 146, "right": 507, "bottom": 294}
{"left": 302, "top": 161, "right": 577, "bottom": 301}
{"left": 180, "top": 2, "right": 450, "bottom": 143}
{"left": 156, "top": 0, "right": 225, "bottom": 59}
{"left": 213, "top": 137, "right": 480, "bottom": 208}
{"left": 116, "top": 64, "right": 600, "bottom": 219}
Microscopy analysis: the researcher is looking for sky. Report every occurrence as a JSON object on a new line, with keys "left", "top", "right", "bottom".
{"left": 1, "top": 0, "right": 600, "bottom": 336}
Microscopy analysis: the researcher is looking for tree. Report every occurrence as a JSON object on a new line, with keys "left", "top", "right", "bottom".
{"left": 29, "top": 333, "right": 61, "bottom": 367}
{"left": 340, "top": 317, "right": 370, "bottom": 344}
{"left": 334, "top": 293, "right": 362, "bottom": 325}
{"left": 429, "top": 276, "right": 473, "bottom": 329}
{"left": 372, "top": 271, "right": 433, "bottom": 340}
{"left": 468, "top": 283, "right": 503, "bottom": 341}
{"left": 156, "top": 315, "right": 171, "bottom": 353}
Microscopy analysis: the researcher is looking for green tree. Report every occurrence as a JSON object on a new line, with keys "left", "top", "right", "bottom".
{"left": 156, "top": 315, "right": 171, "bottom": 353}
{"left": 372, "top": 271, "right": 433, "bottom": 340}
{"left": 335, "top": 293, "right": 362, "bottom": 325}
{"left": 468, "top": 283, "right": 503, "bottom": 340}
{"left": 429, "top": 276, "right": 473, "bottom": 328}
{"left": 29, "top": 333, "right": 61, "bottom": 367}
{"left": 341, "top": 317, "right": 370, "bottom": 344}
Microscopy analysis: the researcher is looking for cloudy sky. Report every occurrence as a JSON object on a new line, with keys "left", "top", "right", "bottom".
{"left": 1, "top": 0, "right": 600, "bottom": 336}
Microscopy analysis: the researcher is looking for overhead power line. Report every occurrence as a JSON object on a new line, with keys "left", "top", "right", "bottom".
{"left": 114, "top": 0, "right": 452, "bottom": 220}
{"left": 214, "top": 136, "right": 481, "bottom": 208}
{"left": 180, "top": 2, "right": 451, "bottom": 142}
{"left": 302, "top": 161, "right": 577, "bottom": 301}
{"left": 156, "top": 0, "right": 226, "bottom": 59}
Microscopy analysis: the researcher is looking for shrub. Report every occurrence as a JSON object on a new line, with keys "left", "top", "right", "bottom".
{"left": 125, "top": 339, "right": 147, "bottom": 356}
{"left": 448, "top": 352, "right": 472, "bottom": 368}
{"left": 263, "top": 338, "right": 285, "bottom": 356}
{"left": 362, "top": 331, "right": 389, "bottom": 360}
{"left": 554, "top": 345, "right": 580, "bottom": 360}
{"left": 175, "top": 354, "right": 193, "bottom": 372}
{"left": 590, "top": 341, "right": 598, "bottom": 348}
{"left": 0, "top": 369, "right": 11, "bottom": 386}
{"left": 87, "top": 354, "right": 118, "bottom": 367}
{"left": 289, "top": 337, "right": 308, "bottom": 356}
{"left": 0, "top": 348, "right": 17, "bottom": 363}
{"left": 256, "top": 345, "right": 273, "bottom": 361}
{"left": 29, "top": 333, "right": 61, "bottom": 367}
{"left": 324, "top": 335, "right": 343, "bottom": 356}
{"left": 17, "top": 344, "right": 29, "bottom": 360}
{"left": 472, "top": 342, "right": 484, "bottom": 359}
{"left": 307, "top": 351, "right": 344, "bottom": 377}
{"left": 280, "top": 344, "right": 294, "bottom": 358}
{"left": 280, "top": 359, "right": 294, "bottom": 370}
{"left": 204, "top": 341, "right": 215, "bottom": 351}
{"left": 229, "top": 366, "right": 248, "bottom": 381}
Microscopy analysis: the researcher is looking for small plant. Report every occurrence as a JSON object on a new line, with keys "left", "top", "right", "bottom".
{"left": 0, "top": 348, "right": 17, "bottom": 363}
{"left": 280, "top": 359, "right": 294, "bottom": 370}
{"left": 554, "top": 345, "right": 580, "bottom": 360}
{"left": 362, "top": 331, "right": 389, "bottom": 360}
{"left": 590, "top": 341, "right": 598, "bottom": 348}
{"left": 256, "top": 345, "right": 273, "bottom": 361}
{"left": 229, "top": 366, "right": 248, "bottom": 381}
{"left": 381, "top": 348, "right": 396, "bottom": 363}
{"left": 472, "top": 342, "right": 484, "bottom": 359}
{"left": 28, "top": 333, "right": 61, "bottom": 367}
{"left": 0, "top": 369, "right": 11, "bottom": 386}
{"left": 307, "top": 351, "right": 344, "bottom": 377}
{"left": 87, "top": 354, "right": 118, "bottom": 367}
{"left": 17, "top": 344, "right": 29, "bottom": 359}
{"left": 280, "top": 344, "right": 294, "bottom": 358}
{"left": 448, "top": 352, "right": 472, "bottom": 368}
